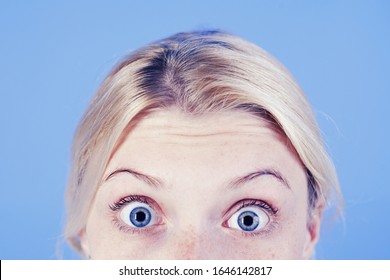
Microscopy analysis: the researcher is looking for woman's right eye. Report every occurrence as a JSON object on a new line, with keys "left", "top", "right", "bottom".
{"left": 119, "top": 201, "right": 159, "bottom": 228}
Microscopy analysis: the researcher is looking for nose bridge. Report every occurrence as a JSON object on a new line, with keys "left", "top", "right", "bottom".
{"left": 174, "top": 225, "right": 198, "bottom": 259}
{"left": 171, "top": 224, "right": 216, "bottom": 260}
{"left": 166, "top": 175, "right": 221, "bottom": 259}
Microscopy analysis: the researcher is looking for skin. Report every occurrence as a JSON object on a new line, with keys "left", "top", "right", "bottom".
{"left": 81, "top": 109, "right": 322, "bottom": 259}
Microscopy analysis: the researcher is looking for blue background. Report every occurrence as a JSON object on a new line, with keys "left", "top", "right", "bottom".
{"left": 0, "top": 0, "right": 389, "bottom": 259}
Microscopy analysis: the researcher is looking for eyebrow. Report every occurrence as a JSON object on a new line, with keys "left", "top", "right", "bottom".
{"left": 105, "top": 167, "right": 290, "bottom": 190}
{"left": 228, "top": 169, "right": 291, "bottom": 190}
{"left": 105, "top": 168, "right": 163, "bottom": 188}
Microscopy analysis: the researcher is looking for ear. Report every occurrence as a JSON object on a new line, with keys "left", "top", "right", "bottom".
{"left": 302, "top": 202, "right": 324, "bottom": 259}
{"left": 79, "top": 229, "right": 91, "bottom": 259}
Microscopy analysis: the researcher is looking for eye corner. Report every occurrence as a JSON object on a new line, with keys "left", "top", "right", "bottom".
{"left": 221, "top": 219, "right": 230, "bottom": 228}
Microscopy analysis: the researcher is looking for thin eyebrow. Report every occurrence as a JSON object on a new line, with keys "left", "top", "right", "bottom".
{"left": 228, "top": 169, "right": 291, "bottom": 190}
{"left": 104, "top": 168, "right": 163, "bottom": 188}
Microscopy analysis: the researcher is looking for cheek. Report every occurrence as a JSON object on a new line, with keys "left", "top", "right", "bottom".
{"left": 268, "top": 212, "right": 310, "bottom": 258}
{"left": 84, "top": 202, "right": 132, "bottom": 259}
{"left": 86, "top": 217, "right": 159, "bottom": 259}
{"left": 224, "top": 234, "right": 305, "bottom": 260}
{"left": 235, "top": 211, "right": 310, "bottom": 259}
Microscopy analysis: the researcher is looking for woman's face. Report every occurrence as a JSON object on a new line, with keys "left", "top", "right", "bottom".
{"left": 81, "top": 109, "right": 322, "bottom": 259}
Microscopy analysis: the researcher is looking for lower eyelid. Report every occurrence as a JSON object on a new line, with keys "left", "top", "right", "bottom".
{"left": 111, "top": 215, "right": 164, "bottom": 235}
{"left": 238, "top": 220, "right": 279, "bottom": 238}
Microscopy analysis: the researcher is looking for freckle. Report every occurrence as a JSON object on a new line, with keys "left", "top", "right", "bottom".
{"left": 175, "top": 227, "right": 199, "bottom": 259}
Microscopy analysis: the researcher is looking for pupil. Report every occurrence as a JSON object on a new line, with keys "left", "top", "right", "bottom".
{"left": 243, "top": 215, "right": 254, "bottom": 226}
{"left": 135, "top": 211, "right": 146, "bottom": 222}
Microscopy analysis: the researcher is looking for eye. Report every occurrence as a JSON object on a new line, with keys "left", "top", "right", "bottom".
{"left": 226, "top": 205, "right": 270, "bottom": 232}
{"left": 119, "top": 201, "right": 158, "bottom": 228}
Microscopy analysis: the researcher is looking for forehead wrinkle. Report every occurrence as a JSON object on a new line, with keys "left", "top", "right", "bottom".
{"left": 130, "top": 131, "right": 274, "bottom": 149}
{"left": 133, "top": 109, "right": 275, "bottom": 137}
{"left": 160, "top": 130, "right": 268, "bottom": 138}
{"left": 130, "top": 122, "right": 276, "bottom": 142}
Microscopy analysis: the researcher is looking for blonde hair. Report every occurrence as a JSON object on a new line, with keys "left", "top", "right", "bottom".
{"left": 65, "top": 30, "right": 341, "bottom": 255}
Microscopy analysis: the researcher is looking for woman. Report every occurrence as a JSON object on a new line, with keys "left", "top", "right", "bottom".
{"left": 65, "top": 30, "right": 341, "bottom": 259}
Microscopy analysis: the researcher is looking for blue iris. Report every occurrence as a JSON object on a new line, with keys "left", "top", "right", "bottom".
{"left": 129, "top": 206, "right": 152, "bottom": 227}
{"left": 237, "top": 210, "right": 260, "bottom": 231}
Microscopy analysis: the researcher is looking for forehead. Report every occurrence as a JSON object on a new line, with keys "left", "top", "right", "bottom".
{"left": 123, "top": 109, "right": 282, "bottom": 144}
{"left": 106, "top": 109, "right": 306, "bottom": 188}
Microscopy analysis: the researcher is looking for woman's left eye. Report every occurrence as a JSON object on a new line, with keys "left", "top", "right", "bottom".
{"left": 119, "top": 201, "right": 158, "bottom": 228}
{"left": 226, "top": 206, "right": 270, "bottom": 232}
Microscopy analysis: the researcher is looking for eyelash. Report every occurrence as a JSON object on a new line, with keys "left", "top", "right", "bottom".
{"left": 109, "top": 195, "right": 160, "bottom": 235}
{"left": 226, "top": 199, "right": 279, "bottom": 238}
{"left": 109, "top": 196, "right": 279, "bottom": 237}
{"left": 109, "top": 195, "right": 150, "bottom": 211}
{"left": 237, "top": 199, "right": 278, "bottom": 215}
{"left": 233, "top": 199, "right": 279, "bottom": 237}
